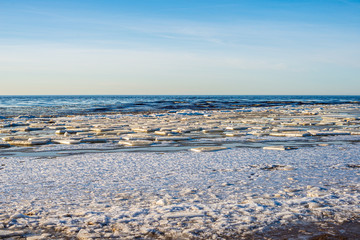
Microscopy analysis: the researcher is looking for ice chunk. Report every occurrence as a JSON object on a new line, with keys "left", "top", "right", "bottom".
{"left": 263, "top": 146, "right": 295, "bottom": 151}
{"left": 122, "top": 134, "right": 155, "bottom": 141}
{"left": 190, "top": 146, "right": 227, "bottom": 152}
{"left": 52, "top": 139, "right": 81, "bottom": 144}
{"left": 118, "top": 140, "right": 153, "bottom": 146}
{"left": 8, "top": 138, "right": 50, "bottom": 146}
{"left": 269, "top": 132, "right": 310, "bottom": 137}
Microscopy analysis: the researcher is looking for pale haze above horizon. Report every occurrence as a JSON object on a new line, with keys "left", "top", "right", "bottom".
{"left": 0, "top": 0, "right": 359, "bottom": 95}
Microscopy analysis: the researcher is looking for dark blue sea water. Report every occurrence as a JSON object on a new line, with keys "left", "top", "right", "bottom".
{"left": 0, "top": 95, "right": 359, "bottom": 117}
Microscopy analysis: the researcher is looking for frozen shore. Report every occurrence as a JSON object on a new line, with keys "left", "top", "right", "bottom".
{"left": 0, "top": 104, "right": 360, "bottom": 239}
{"left": 1, "top": 144, "right": 359, "bottom": 239}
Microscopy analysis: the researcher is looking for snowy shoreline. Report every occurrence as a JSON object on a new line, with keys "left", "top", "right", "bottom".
{"left": 1, "top": 144, "right": 359, "bottom": 239}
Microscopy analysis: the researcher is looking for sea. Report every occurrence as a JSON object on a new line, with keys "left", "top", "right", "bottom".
{"left": 0, "top": 95, "right": 359, "bottom": 117}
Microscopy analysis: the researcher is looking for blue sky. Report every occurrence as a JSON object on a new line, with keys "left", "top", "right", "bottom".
{"left": 0, "top": 0, "right": 359, "bottom": 95}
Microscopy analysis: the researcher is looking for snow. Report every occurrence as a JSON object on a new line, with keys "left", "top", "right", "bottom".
{"left": 0, "top": 144, "right": 359, "bottom": 238}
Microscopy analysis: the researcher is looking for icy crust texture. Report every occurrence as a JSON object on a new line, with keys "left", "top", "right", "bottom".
{"left": 0, "top": 145, "right": 359, "bottom": 239}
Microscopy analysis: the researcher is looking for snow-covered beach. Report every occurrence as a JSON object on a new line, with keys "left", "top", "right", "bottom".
{"left": 1, "top": 146, "right": 359, "bottom": 239}
{"left": 0, "top": 103, "right": 360, "bottom": 239}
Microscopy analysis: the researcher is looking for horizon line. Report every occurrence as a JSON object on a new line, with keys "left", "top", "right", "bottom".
{"left": 0, "top": 94, "right": 359, "bottom": 97}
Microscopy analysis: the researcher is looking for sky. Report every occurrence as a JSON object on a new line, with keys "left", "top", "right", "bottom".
{"left": 0, "top": 0, "right": 359, "bottom": 95}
